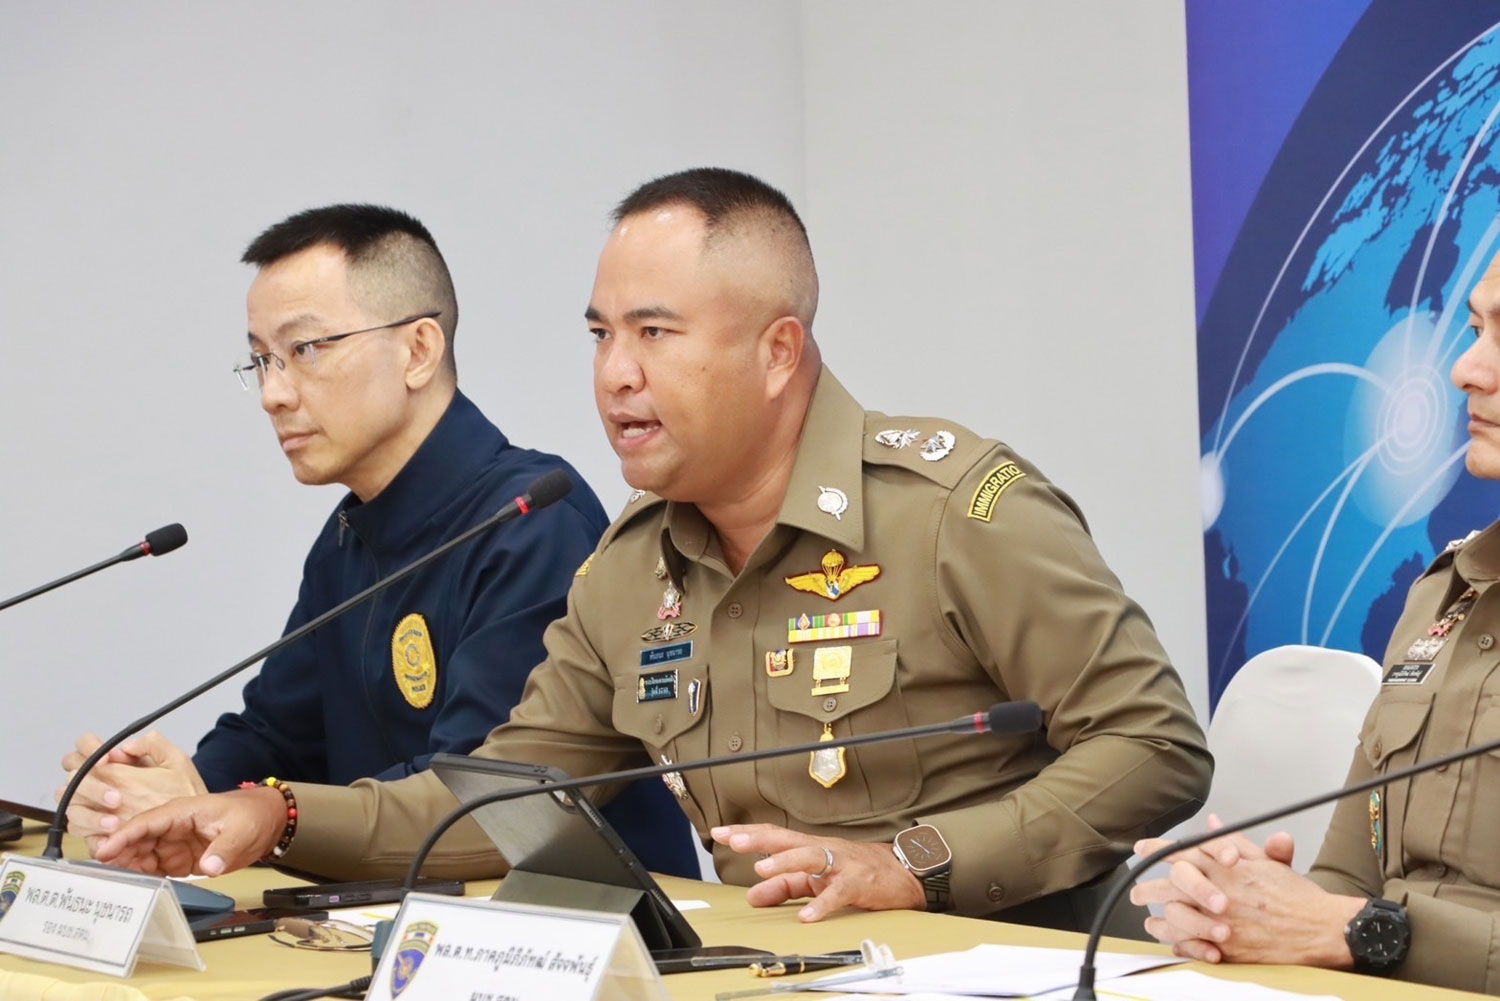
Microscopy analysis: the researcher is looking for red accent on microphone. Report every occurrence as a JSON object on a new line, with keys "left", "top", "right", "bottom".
{"left": 972, "top": 712, "right": 987, "bottom": 732}
{"left": 516, "top": 497, "right": 531, "bottom": 515}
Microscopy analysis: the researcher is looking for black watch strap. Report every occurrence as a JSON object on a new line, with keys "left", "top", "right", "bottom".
{"left": 922, "top": 869, "right": 952, "bottom": 912}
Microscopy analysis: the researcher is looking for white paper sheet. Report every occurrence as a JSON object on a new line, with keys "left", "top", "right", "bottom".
{"left": 810, "top": 943, "right": 1183, "bottom": 997}
{"left": 1031, "top": 968, "right": 1343, "bottom": 1000}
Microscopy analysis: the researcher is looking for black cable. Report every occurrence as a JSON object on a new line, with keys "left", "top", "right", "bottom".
{"left": 258, "top": 975, "right": 371, "bottom": 1001}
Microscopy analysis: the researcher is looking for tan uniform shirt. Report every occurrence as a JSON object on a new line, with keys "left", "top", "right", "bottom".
{"left": 286, "top": 368, "right": 1210, "bottom": 918}
{"left": 1310, "top": 519, "right": 1500, "bottom": 993}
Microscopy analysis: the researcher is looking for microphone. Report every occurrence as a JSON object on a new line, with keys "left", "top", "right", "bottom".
{"left": 403, "top": 701, "right": 1045, "bottom": 891}
{"left": 1070, "top": 729, "right": 1500, "bottom": 999}
{"left": 46, "top": 472, "right": 572, "bottom": 859}
{"left": 0, "top": 523, "right": 189, "bottom": 612}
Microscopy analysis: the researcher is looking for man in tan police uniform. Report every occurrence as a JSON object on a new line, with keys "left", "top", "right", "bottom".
{"left": 98, "top": 168, "right": 1210, "bottom": 930}
{"left": 1130, "top": 247, "right": 1500, "bottom": 992}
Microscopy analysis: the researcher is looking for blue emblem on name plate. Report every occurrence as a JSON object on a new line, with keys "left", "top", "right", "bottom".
{"left": 390, "top": 919, "right": 438, "bottom": 997}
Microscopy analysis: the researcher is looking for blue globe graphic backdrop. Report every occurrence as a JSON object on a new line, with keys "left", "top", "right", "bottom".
{"left": 1201, "top": 24, "right": 1500, "bottom": 703}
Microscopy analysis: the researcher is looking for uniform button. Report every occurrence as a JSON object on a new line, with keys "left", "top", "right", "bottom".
{"left": 728, "top": 734, "right": 743, "bottom": 752}
{"left": 1480, "top": 634, "right": 1495, "bottom": 651}
{"left": 727, "top": 602, "right": 744, "bottom": 619}
{"left": 1434, "top": 864, "right": 1449, "bottom": 878}
{"left": 1372, "top": 738, "right": 1383, "bottom": 757}
{"left": 653, "top": 715, "right": 664, "bottom": 734}
{"left": 823, "top": 697, "right": 838, "bottom": 713}
{"left": 987, "top": 882, "right": 1004, "bottom": 902}
{"left": 1436, "top": 762, "right": 1449, "bottom": 773}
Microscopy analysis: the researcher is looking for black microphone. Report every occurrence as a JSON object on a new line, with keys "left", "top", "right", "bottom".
{"left": 1071, "top": 730, "right": 1500, "bottom": 999}
{"left": 0, "top": 523, "right": 189, "bottom": 612}
{"left": 46, "top": 472, "right": 572, "bottom": 859}
{"left": 403, "top": 701, "right": 1045, "bottom": 891}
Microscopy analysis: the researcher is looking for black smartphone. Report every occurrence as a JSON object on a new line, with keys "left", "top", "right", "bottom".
{"left": 652, "top": 945, "right": 773, "bottom": 975}
{"left": 191, "top": 906, "right": 327, "bottom": 942}
{"left": 262, "top": 876, "right": 463, "bottom": 909}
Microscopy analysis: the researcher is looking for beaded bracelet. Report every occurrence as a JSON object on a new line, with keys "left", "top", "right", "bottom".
{"left": 239, "top": 776, "right": 298, "bottom": 859}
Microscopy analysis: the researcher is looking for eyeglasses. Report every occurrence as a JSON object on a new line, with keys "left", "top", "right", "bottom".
{"left": 233, "top": 311, "right": 441, "bottom": 391}
{"left": 269, "top": 916, "right": 375, "bottom": 952}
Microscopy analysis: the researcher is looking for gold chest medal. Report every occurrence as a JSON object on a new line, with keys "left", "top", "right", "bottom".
{"left": 392, "top": 613, "right": 438, "bottom": 709}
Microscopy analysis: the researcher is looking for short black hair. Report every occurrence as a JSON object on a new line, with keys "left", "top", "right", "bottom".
{"left": 613, "top": 167, "right": 808, "bottom": 238}
{"left": 242, "top": 203, "right": 459, "bottom": 372}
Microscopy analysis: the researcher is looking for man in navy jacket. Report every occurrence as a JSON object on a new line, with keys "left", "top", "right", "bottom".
{"left": 61, "top": 204, "right": 696, "bottom": 877}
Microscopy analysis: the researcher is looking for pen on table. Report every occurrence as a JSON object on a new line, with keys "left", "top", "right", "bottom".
{"left": 713, "top": 964, "right": 902, "bottom": 1000}
{"left": 689, "top": 950, "right": 864, "bottom": 974}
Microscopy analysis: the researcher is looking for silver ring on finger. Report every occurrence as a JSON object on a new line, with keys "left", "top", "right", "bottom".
{"left": 810, "top": 846, "right": 834, "bottom": 879}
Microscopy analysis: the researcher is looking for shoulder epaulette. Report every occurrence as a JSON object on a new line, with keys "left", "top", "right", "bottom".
{"left": 596, "top": 488, "right": 667, "bottom": 551}
{"left": 861, "top": 413, "right": 992, "bottom": 489}
{"left": 1419, "top": 529, "right": 1483, "bottom": 579}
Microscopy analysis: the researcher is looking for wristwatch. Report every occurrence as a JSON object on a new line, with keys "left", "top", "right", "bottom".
{"left": 1345, "top": 897, "right": 1410, "bottom": 975}
{"left": 892, "top": 823, "right": 953, "bottom": 912}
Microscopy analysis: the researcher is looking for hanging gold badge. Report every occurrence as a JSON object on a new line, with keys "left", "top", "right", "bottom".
{"left": 811, "top": 646, "right": 852, "bottom": 695}
{"left": 661, "top": 754, "right": 687, "bottom": 798}
{"left": 810, "top": 723, "right": 847, "bottom": 788}
{"left": 392, "top": 613, "right": 438, "bottom": 709}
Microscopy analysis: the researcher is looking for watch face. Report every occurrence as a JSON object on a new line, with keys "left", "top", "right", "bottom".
{"left": 896, "top": 825, "right": 951, "bottom": 871}
{"left": 1349, "top": 905, "right": 1410, "bottom": 972}
{"left": 1353, "top": 914, "right": 1404, "bottom": 959}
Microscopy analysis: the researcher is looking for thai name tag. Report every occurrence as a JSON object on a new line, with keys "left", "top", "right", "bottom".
{"left": 366, "top": 894, "right": 667, "bottom": 1001}
{"left": 0, "top": 854, "right": 202, "bottom": 976}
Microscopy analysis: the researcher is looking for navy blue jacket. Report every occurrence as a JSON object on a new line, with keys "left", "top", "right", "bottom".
{"left": 195, "top": 392, "right": 697, "bottom": 877}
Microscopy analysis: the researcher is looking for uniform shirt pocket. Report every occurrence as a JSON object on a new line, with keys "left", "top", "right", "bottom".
{"left": 1360, "top": 694, "right": 1432, "bottom": 770}
{"left": 759, "top": 638, "right": 921, "bottom": 824}
{"left": 611, "top": 671, "right": 708, "bottom": 756}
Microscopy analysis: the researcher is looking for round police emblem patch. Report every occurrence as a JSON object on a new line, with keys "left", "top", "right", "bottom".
{"left": 392, "top": 613, "right": 438, "bottom": 709}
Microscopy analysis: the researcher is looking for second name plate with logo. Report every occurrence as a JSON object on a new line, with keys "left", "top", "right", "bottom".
{"left": 366, "top": 893, "right": 668, "bottom": 1001}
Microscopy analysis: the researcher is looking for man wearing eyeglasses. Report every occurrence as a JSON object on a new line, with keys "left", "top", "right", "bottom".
{"left": 61, "top": 203, "right": 698, "bottom": 879}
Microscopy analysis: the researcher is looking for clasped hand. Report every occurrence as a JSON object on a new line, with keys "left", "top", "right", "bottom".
{"left": 58, "top": 731, "right": 208, "bottom": 853}
{"left": 1129, "top": 815, "right": 1362, "bottom": 969}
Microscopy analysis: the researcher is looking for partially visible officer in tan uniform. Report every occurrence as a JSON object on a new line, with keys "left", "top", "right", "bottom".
{"left": 1130, "top": 247, "right": 1500, "bottom": 993}
{"left": 97, "top": 168, "right": 1210, "bottom": 930}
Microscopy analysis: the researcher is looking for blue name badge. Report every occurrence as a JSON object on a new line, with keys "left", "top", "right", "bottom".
{"left": 640, "top": 641, "right": 693, "bottom": 669}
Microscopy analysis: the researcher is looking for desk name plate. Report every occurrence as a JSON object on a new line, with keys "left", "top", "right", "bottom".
{"left": 0, "top": 854, "right": 203, "bottom": 977}
{"left": 367, "top": 894, "right": 668, "bottom": 1001}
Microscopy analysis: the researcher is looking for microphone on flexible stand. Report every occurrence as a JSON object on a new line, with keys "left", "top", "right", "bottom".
{"left": 46, "top": 472, "right": 573, "bottom": 860}
{"left": 1, "top": 524, "right": 187, "bottom": 841}
{"left": 1070, "top": 731, "right": 1500, "bottom": 999}
{"left": 402, "top": 701, "right": 1046, "bottom": 891}
{"left": 0, "top": 523, "right": 188, "bottom": 612}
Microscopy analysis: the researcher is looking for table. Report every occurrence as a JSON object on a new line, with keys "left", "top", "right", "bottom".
{"left": 0, "top": 825, "right": 1487, "bottom": 1000}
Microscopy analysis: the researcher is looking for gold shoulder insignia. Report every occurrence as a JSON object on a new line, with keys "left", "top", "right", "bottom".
{"left": 968, "top": 462, "right": 1027, "bottom": 522}
{"left": 575, "top": 553, "right": 595, "bottom": 577}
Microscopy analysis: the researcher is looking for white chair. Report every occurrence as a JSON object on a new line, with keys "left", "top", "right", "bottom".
{"left": 1193, "top": 644, "right": 1382, "bottom": 871}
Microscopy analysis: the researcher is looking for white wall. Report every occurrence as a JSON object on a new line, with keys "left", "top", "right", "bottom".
{"left": 0, "top": 1, "right": 806, "bottom": 804}
{"left": 0, "top": 1, "right": 1206, "bottom": 807}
